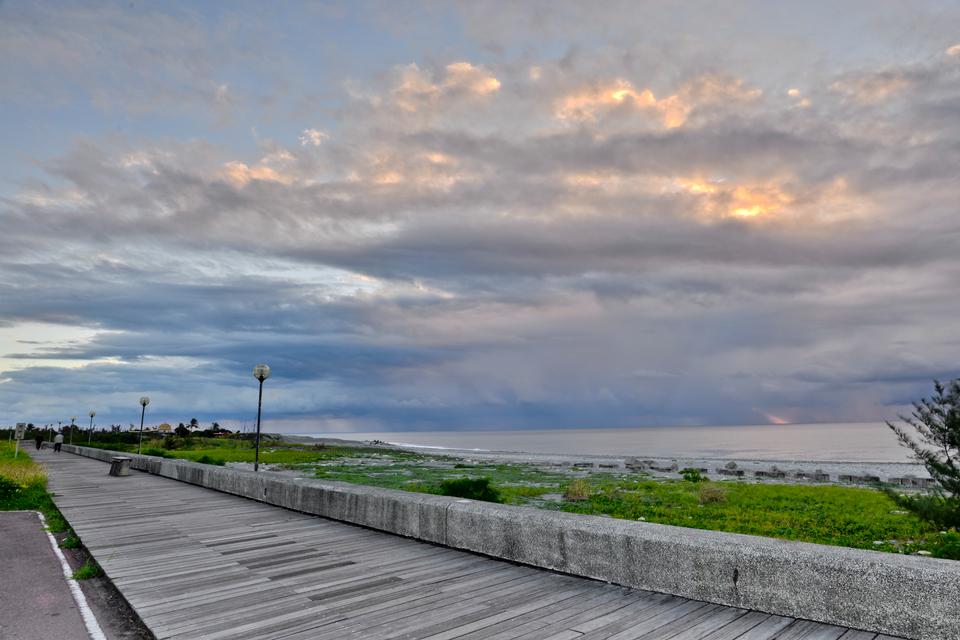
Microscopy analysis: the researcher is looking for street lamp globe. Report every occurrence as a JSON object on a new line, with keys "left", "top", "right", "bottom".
{"left": 139, "top": 396, "right": 150, "bottom": 407}
{"left": 253, "top": 364, "right": 271, "bottom": 381}
{"left": 89, "top": 410, "right": 96, "bottom": 418}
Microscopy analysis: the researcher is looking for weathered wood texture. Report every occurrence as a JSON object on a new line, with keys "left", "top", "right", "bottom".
{"left": 38, "top": 449, "right": 894, "bottom": 640}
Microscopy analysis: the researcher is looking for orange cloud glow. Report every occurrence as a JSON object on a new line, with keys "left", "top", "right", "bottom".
{"left": 674, "top": 178, "right": 794, "bottom": 220}
{"left": 390, "top": 61, "right": 500, "bottom": 112}
{"left": 219, "top": 161, "right": 293, "bottom": 187}
{"left": 760, "top": 411, "right": 790, "bottom": 425}
{"left": 555, "top": 75, "right": 760, "bottom": 128}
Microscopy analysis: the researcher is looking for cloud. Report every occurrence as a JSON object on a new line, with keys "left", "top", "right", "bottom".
{"left": 219, "top": 161, "right": 294, "bottom": 187}
{"left": 2, "top": 4, "right": 960, "bottom": 430}
{"left": 299, "top": 128, "right": 329, "bottom": 146}
{"left": 554, "top": 74, "right": 761, "bottom": 128}
{"left": 384, "top": 61, "right": 500, "bottom": 113}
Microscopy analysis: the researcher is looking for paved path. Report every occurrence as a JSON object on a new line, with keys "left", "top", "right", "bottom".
{"left": 0, "top": 511, "right": 91, "bottom": 640}
{"left": 37, "top": 449, "right": 899, "bottom": 640}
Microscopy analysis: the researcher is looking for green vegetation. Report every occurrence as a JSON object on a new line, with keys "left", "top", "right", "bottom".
{"left": 559, "top": 480, "right": 933, "bottom": 552}
{"left": 438, "top": 477, "right": 502, "bottom": 502}
{"left": 61, "top": 533, "right": 83, "bottom": 549}
{"left": 698, "top": 484, "right": 727, "bottom": 504}
{"left": 681, "top": 468, "right": 706, "bottom": 483}
{"left": 0, "top": 442, "right": 68, "bottom": 533}
{"left": 564, "top": 478, "right": 591, "bottom": 501}
{"left": 72, "top": 559, "right": 102, "bottom": 580}
{"left": 887, "top": 379, "right": 960, "bottom": 530}
{"left": 78, "top": 434, "right": 957, "bottom": 558}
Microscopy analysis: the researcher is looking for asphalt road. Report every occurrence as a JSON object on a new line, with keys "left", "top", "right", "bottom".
{"left": 0, "top": 511, "right": 91, "bottom": 640}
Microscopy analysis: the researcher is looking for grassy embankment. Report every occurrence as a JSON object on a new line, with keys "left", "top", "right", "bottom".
{"left": 0, "top": 441, "right": 103, "bottom": 578}
{"left": 0, "top": 440, "right": 68, "bottom": 531}
{"left": 82, "top": 435, "right": 958, "bottom": 558}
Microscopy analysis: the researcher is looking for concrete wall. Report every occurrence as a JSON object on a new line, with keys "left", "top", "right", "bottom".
{"left": 61, "top": 445, "right": 958, "bottom": 640}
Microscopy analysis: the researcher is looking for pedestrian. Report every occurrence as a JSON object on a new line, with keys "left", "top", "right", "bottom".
{"left": 35, "top": 433, "right": 43, "bottom": 450}
{"left": 53, "top": 431, "right": 63, "bottom": 453}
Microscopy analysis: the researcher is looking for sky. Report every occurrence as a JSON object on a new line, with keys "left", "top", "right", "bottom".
{"left": 2, "top": 1, "right": 960, "bottom": 433}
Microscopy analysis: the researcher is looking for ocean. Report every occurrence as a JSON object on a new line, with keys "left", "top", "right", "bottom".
{"left": 297, "top": 422, "right": 913, "bottom": 462}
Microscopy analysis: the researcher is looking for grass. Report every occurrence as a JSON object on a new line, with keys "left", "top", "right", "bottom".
{"left": 0, "top": 441, "right": 69, "bottom": 533}
{"left": 72, "top": 559, "right": 102, "bottom": 580}
{"left": 564, "top": 478, "right": 591, "bottom": 501}
{"left": 557, "top": 479, "right": 936, "bottom": 554}
{"left": 61, "top": 533, "right": 83, "bottom": 549}
{"left": 79, "top": 435, "right": 955, "bottom": 557}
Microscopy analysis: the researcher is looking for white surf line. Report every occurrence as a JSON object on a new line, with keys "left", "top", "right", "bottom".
{"left": 36, "top": 511, "right": 107, "bottom": 640}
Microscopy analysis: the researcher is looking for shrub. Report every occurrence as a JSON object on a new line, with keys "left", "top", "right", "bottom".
{"left": 887, "top": 379, "right": 960, "bottom": 529}
{"left": 932, "top": 530, "right": 960, "bottom": 560}
{"left": 698, "top": 484, "right": 727, "bottom": 505}
{"left": 438, "top": 477, "right": 501, "bottom": 503}
{"left": 196, "top": 454, "right": 225, "bottom": 466}
{"left": 564, "top": 478, "right": 591, "bottom": 501}
{"left": 681, "top": 468, "right": 706, "bottom": 483}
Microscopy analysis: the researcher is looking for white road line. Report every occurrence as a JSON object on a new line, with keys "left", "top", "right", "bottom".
{"left": 36, "top": 511, "right": 108, "bottom": 640}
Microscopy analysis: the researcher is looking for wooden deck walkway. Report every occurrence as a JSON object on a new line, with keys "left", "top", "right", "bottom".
{"left": 37, "top": 449, "right": 897, "bottom": 640}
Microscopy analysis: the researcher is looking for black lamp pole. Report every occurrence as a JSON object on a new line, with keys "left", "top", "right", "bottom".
{"left": 252, "top": 364, "right": 271, "bottom": 472}
{"left": 137, "top": 397, "right": 150, "bottom": 454}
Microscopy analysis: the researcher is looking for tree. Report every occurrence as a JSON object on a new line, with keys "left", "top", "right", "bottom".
{"left": 189, "top": 418, "right": 199, "bottom": 428}
{"left": 887, "top": 379, "right": 960, "bottom": 529}
{"left": 174, "top": 424, "right": 191, "bottom": 438}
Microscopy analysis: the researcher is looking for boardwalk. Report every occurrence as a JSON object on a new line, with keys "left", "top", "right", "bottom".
{"left": 37, "top": 449, "right": 896, "bottom": 640}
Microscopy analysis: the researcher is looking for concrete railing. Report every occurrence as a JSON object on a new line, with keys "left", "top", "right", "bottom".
{"left": 61, "top": 444, "right": 958, "bottom": 640}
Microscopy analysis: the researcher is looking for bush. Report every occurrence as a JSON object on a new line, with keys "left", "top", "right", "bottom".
{"left": 699, "top": 484, "right": 727, "bottom": 504}
{"left": 438, "top": 477, "right": 501, "bottom": 503}
{"left": 564, "top": 478, "right": 591, "bottom": 501}
{"left": 933, "top": 530, "right": 960, "bottom": 560}
{"left": 887, "top": 379, "right": 960, "bottom": 529}
{"left": 196, "top": 454, "right": 225, "bottom": 466}
{"left": 681, "top": 468, "right": 706, "bottom": 483}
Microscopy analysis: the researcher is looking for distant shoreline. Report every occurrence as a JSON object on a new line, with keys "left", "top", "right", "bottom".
{"left": 278, "top": 433, "right": 930, "bottom": 486}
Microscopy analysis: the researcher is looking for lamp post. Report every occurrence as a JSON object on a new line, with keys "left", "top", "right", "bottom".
{"left": 69, "top": 416, "right": 76, "bottom": 444}
{"left": 88, "top": 410, "right": 96, "bottom": 444}
{"left": 137, "top": 397, "right": 150, "bottom": 454}
{"left": 252, "top": 364, "right": 271, "bottom": 472}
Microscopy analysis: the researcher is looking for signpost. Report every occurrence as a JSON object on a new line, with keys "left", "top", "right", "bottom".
{"left": 14, "top": 423, "right": 26, "bottom": 458}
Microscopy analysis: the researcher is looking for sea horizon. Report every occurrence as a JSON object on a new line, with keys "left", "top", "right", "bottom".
{"left": 288, "top": 421, "right": 913, "bottom": 463}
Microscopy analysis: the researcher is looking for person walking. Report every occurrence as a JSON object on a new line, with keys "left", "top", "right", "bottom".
{"left": 53, "top": 432, "right": 63, "bottom": 453}
{"left": 34, "top": 433, "right": 43, "bottom": 450}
